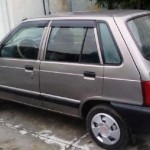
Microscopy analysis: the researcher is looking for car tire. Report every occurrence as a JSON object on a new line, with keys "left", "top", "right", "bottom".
{"left": 86, "top": 105, "right": 129, "bottom": 150}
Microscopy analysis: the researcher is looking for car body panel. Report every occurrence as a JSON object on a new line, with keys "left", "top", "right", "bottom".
{"left": 0, "top": 10, "right": 150, "bottom": 117}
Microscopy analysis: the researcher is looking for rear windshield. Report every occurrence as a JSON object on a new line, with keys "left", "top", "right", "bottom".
{"left": 128, "top": 15, "right": 150, "bottom": 60}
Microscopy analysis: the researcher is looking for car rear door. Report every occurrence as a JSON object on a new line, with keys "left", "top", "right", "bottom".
{"left": 0, "top": 20, "right": 49, "bottom": 106}
{"left": 40, "top": 20, "right": 104, "bottom": 116}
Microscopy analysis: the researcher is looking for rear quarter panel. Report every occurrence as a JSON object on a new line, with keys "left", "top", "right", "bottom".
{"left": 100, "top": 17, "right": 143, "bottom": 105}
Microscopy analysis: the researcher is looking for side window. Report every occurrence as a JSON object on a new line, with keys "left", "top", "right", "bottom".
{"left": 0, "top": 22, "right": 47, "bottom": 60}
{"left": 81, "top": 28, "right": 100, "bottom": 64}
{"left": 46, "top": 27, "right": 86, "bottom": 63}
{"left": 99, "top": 23, "right": 121, "bottom": 64}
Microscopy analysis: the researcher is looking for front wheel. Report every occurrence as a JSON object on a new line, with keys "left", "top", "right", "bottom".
{"left": 86, "top": 105, "right": 129, "bottom": 150}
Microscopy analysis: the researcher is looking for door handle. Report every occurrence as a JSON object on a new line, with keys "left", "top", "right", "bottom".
{"left": 84, "top": 71, "right": 96, "bottom": 78}
{"left": 25, "top": 65, "right": 34, "bottom": 78}
{"left": 25, "top": 65, "right": 34, "bottom": 71}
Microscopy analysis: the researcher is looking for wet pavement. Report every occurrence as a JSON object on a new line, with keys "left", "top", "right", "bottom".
{"left": 0, "top": 102, "right": 149, "bottom": 150}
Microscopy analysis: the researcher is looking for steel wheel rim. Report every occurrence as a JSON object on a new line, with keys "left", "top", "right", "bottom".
{"left": 91, "top": 113, "right": 121, "bottom": 145}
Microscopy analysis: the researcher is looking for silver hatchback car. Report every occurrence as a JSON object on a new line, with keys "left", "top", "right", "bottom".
{"left": 0, "top": 10, "right": 150, "bottom": 149}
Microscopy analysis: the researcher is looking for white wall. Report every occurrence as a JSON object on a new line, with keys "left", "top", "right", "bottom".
{"left": 0, "top": 0, "right": 11, "bottom": 40}
{"left": 10, "top": 0, "right": 44, "bottom": 25}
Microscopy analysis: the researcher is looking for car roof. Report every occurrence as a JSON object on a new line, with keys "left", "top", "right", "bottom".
{"left": 26, "top": 10, "right": 150, "bottom": 22}
{"left": 73, "top": 10, "right": 149, "bottom": 17}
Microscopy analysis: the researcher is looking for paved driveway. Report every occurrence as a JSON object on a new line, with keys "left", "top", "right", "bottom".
{"left": 0, "top": 102, "right": 149, "bottom": 150}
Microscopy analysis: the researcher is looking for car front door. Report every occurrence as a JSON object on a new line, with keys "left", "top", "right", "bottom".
{"left": 0, "top": 20, "right": 49, "bottom": 106}
{"left": 40, "top": 20, "right": 104, "bottom": 116}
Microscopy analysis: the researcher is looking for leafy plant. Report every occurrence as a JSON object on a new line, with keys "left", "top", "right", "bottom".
{"left": 90, "top": 0, "right": 150, "bottom": 9}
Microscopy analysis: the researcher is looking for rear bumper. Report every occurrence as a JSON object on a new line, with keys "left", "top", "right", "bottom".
{"left": 111, "top": 102, "right": 150, "bottom": 132}
{"left": 111, "top": 102, "right": 150, "bottom": 115}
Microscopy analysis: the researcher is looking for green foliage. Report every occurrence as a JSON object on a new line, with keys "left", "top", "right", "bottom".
{"left": 121, "top": 0, "right": 150, "bottom": 9}
{"left": 90, "top": 0, "right": 150, "bottom": 9}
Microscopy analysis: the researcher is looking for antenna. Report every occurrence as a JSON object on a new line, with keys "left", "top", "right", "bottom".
{"left": 22, "top": 18, "right": 27, "bottom": 21}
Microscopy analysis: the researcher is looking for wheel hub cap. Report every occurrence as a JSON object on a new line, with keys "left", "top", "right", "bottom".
{"left": 91, "top": 113, "right": 121, "bottom": 145}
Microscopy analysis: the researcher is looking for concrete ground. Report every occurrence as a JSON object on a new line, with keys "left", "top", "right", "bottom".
{"left": 0, "top": 102, "right": 149, "bottom": 150}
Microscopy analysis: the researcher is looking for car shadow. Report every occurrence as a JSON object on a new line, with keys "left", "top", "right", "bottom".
{"left": 122, "top": 112, "right": 150, "bottom": 150}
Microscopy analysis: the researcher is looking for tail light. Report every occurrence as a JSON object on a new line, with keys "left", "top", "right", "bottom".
{"left": 142, "top": 81, "right": 150, "bottom": 106}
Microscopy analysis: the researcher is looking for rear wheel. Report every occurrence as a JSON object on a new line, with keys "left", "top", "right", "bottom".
{"left": 86, "top": 105, "right": 129, "bottom": 150}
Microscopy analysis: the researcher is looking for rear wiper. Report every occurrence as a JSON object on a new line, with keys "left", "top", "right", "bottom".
{"left": 145, "top": 54, "right": 150, "bottom": 60}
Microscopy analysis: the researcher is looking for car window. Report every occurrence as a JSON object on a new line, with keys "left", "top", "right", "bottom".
{"left": 81, "top": 28, "right": 100, "bottom": 64}
{"left": 128, "top": 15, "right": 150, "bottom": 60}
{"left": 0, "top": 22, "right": 46, "bottom": 60}
{"left": 46, "top": 27, "right": 86, "bottom": 63}
{"left": 99, "top": 23, "right": 121, "bottom": 64}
